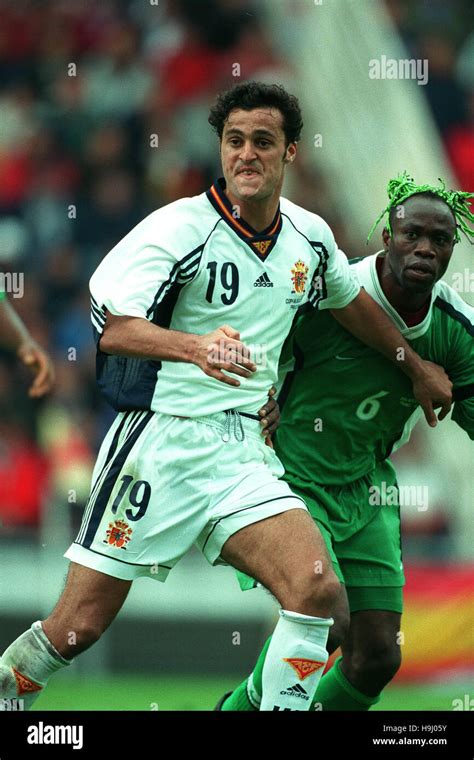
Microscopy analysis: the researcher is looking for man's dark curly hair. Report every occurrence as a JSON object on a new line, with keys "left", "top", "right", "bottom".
{"left": 208, "top": 82, "right": 303, "bottom": 145}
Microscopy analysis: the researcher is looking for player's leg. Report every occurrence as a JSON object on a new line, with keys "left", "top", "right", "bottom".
{"left": 341, "top": 609, "right": 402, "bottom": 694}
{"left": 221, "top": 581, "right": 349, "bottom": 711}
{"left": 0, "top": 563, "right": 131, "bottom": 710}
{"left": 43, "top": 563, "right": 132, "bottom": 657}
{"left": 221, "top": 515, "right": 349, "bottom": 711}
{"left": 0, "top": 409, "right": 156, "bottom": 711}
{"left": 219, "top": 508, "right": 342, "bottom": 710}
{"left": 312, "top": 461, "right": 405, "bottom": 710}
{"left": 313, "top": 608, "right": 401, "bottom": 711}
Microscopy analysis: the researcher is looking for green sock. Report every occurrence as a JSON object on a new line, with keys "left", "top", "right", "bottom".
{"left": 220, "top": 678, "right": 254, "bottom": 711}
{"left": 312, "top": 656, "right": 381, "bottom": 710}
{"left": 221, "top": 637, "right": 271, "bottom": 711}
{"left": 222, "top": 640, "right": 381, "bottom": 712}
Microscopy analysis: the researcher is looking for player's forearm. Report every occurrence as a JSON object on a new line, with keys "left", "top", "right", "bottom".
{"left": 0, "top": 298, "right": 34, "bottom": 353}
{"left": 330, "top": 289, "right": 425, "bottom": 379}
{"left": 100, "top": 314, "right": 199, "bottom": 363}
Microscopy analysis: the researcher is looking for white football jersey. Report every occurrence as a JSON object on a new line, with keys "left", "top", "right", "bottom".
{"left": 90, "top": 178, "right": 360, "bottom": 416}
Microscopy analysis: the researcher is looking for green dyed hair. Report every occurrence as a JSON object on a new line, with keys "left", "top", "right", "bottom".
{"left": 367, "top": 171, "right": 474, "bottom": 245}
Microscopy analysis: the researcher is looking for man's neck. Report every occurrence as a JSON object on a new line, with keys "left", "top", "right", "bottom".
{"left": 377, "top": 253, "right": 431, "bottom": 314}
{"left": 224, "top": 188, "right": 279, "bottom": 233}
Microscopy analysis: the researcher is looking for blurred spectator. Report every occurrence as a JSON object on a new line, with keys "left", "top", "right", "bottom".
{"left": 416, "top": 35, "right": 466, "bottom": 135}
{"left": 0, "top": 405, "right": 50, "bottom": 530}
{"left": 446, "top": 92, "right": 474, "bottom": 192}
{"left": 81, "top": 20, "right": 153, "bottom": 119}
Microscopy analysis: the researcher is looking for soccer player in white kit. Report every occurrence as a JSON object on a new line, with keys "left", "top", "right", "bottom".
{"left": 0, "top": 82, "right": 452, "bottom": 712}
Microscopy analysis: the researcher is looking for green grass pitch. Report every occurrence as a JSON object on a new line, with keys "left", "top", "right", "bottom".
{"left": 31, "top": 675, "right": 467, "bottom": 711}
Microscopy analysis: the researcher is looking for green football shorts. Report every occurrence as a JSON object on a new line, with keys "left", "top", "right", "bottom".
{"left": 237, "top": 458, "right": 404, "bottom": 613}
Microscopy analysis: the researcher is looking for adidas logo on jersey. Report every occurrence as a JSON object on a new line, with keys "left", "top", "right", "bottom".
{"left": 254, "top": 272, "right": 273, "bottom": 287}
{"left": 279, "top": 683, "right": 309, "bottom": 700}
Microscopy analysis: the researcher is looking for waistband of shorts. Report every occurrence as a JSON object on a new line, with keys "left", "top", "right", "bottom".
{"left": 175, "top": 409, "right": 263, "bottom": 441}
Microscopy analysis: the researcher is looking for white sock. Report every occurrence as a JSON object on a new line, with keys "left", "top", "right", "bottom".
{"left": 260, "top": 609, "right": 332, "bottom": 711}
{"left": 0, "top": 621, "right": 71, "bottom": 711}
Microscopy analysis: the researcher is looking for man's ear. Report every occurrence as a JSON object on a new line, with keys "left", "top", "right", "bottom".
{"left": 382, "top": 227, "right": 391, "bottom": 247}
{"left": 283, "top": 143, "right": 297, "bottom": 163}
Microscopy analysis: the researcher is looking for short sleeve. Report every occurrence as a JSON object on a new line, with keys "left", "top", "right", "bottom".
{"left": 309, "top": 233, "right": 360, "bottom": 311}
{"left": 89, "top": 210, "right": 180, "bottom": 328}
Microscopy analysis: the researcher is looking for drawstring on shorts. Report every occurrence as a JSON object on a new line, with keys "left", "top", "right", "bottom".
{"left": 222, "top": 409, "right": 245, "bottom": 442}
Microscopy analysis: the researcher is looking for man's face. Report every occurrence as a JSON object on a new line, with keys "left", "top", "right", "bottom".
{"left": 220, "top": 107, "right": 296, "bottom": 204}
{"left": 382, "top": 195, "right": 456, "bottom": 294}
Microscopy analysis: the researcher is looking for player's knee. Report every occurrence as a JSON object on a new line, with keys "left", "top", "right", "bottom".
{"left": 283, "top": 568, "right": 341, "bottom": 617}
{"left": 350, "top": 641, "right": 401, "bottom": 688}
{"left": 76, "top": 619, "right": 106, "bottom": 649}
{"left": 47, "top": 616, "right": 106, "bottom": 655}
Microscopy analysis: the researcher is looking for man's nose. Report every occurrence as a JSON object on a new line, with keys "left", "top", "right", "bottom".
{"left": 239, "top": 142, "right": 257, "bottom": 162}
{"left": 414, "top": 237, "right": 435, "bottom": 258}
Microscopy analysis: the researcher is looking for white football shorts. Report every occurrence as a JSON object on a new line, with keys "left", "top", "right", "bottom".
{"left": 65, "top": 409, "right": 307, "bottom": 581}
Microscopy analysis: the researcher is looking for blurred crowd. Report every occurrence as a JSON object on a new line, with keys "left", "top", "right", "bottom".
{"left": 0, "top": 0, "right": 471, "bottom": 546}
{"left": 385, "top": 0, "right": 474, "bottom": 190}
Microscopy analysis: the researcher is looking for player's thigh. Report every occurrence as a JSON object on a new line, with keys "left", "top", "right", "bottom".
{"left": 334, "top": 465, "right": 405, "bottom": 598}
{"left": 220, "top": 508, "right": 336, "bottom": 596}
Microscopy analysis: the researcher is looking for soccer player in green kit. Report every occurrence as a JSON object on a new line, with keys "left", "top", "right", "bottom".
{"left": 219, "top": 173, "right": 474, "bottom": 711}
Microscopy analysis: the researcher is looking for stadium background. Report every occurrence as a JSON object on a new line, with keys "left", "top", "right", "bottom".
{"left": 0, "top": 0, "right": 472, "bottom": 711}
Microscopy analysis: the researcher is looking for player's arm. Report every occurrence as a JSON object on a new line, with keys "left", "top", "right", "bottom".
{"left": 90, "top": 211, "right": 256, "bottom": 388}
{"left": 443, "top": 305, "right": 474, "bottom": 439}
{"left": 330, "top": 288, "right": 452, "bottom": 427}
{"left": 0, "top": 295, "right": 54, "bottom": 397}
{"left": 100, "top": 311, "right": 256, "bottom": 388}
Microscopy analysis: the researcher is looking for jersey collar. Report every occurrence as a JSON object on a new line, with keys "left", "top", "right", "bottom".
{"left": 206, "top": 177, "right": 282, "bottom": 260}
{"left": 356, "top": 251, "right": 441, "bottom": 339}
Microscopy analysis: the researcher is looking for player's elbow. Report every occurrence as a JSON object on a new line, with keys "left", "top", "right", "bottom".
{"left": 99, "top": 322, "right": 119, "bottom": 355}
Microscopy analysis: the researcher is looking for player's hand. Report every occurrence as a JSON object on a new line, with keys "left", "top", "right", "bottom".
{"left": 192, "top": 325, "right": 257, "bottom": 387}
{"left": 411, "top": 360, "right": 453, "bottom": 427}
{"left": 17, "top": 340, "right": 55, "bottom": 398}
{"left": 258, "top": 386, "right": 279, "bottom": 446}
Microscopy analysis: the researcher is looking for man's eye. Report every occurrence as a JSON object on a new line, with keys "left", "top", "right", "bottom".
{"left": 258, "top": 140, "right": 270, "bottom": 147}
{"left": 406, "top": 231, "right": 417, "bottom": 239}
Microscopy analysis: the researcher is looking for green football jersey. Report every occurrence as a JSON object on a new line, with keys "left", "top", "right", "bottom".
{"left": 275, "top": 252, "right": 474, "bottom": 485}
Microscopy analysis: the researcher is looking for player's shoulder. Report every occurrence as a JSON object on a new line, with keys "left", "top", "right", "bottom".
{"left": 432, "top": 281, "right": 474, "bottom": 332}
{"left": 136, "top": 193, "right": 218, "bottom": 238}
{"left": 115, "top": 193, "right": 216, "bottom": 255}
{"left": 280, "top": 197, "right": 335, "bottom": 248}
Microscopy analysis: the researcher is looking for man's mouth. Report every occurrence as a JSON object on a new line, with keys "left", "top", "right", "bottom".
{"left": 404, "top": 263, "right": 435, "bottom": 280}
{"left": 237, "top": 168, "right": 260, "bottom": 176}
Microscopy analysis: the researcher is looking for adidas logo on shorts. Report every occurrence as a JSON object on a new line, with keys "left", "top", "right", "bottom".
{"left": 254, "top": 272, "right": 273, "bottom": 287}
